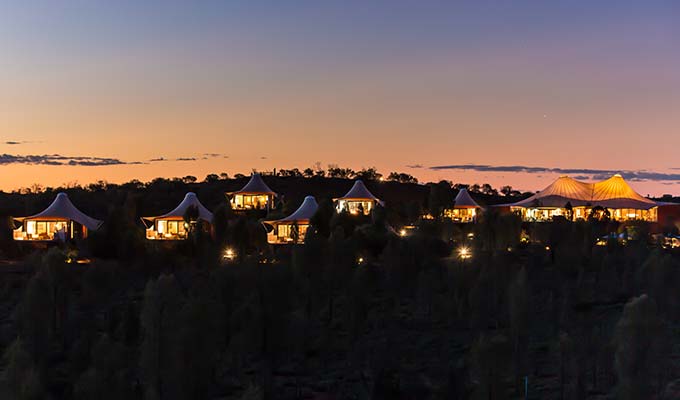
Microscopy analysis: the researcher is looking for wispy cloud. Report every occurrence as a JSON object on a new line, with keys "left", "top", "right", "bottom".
{"left": 428, "top": 164, "right": 680, "bottom": 182}
{"left": 0, "top": 154, "right": 133, "bottom": 166}
{"left": 406, "top": 164, "right": 424, "bottom": 169}
{"left": 150, "top": 153, "right": 226, "bottom": 162}
{"left": 4, "top": 140, "right": 41, "bottom": 145}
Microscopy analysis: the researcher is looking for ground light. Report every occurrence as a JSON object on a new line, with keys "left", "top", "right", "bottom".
{"left": 458, "top": 246, "right": 472, "bottom": 260}
{"left": 399, "top": 229, "right": 407, "bottom": 237}
{"left": 223, "top": 248, "right": 236, "bottom": 262}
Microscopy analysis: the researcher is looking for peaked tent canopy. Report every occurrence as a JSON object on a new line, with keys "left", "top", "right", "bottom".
{"left": 508, "top": 176, "right": 595, "bottom": 208}
{"left": 591, "top": 174, "right": 657, "bottom": 210}
{"left": 335, "top": 180, "right": 381, "bottom": 201}
{"left": 507, "top": 174, "right": 658, "bottom": 210}
{"left": 453, "top": 188, "right": 481, "bottom": 209}
{"left": 143, "top": 192, "right": 213, "bottom": 223}
{"left": 229, "top": 173, "right": 276, "bottom": 195}
{"left": 265, "top": 196, "right": 318, "bottom": 225}
{"left": 14, "top": 192, "right": 103, "bottom": 230}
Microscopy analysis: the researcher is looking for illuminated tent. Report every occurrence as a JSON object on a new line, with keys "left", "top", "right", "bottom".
{"left": 444, "top": 188, "right": 481, "bottom": 222}
{"left": 264, "top": 196, "right": 318, "bottom": 244}
{"left": 454, "top": 188, "right": 481, "bottom": 208}
{"left": 228, "top": 173, "right": 277, "bottom": 210}
{"left": 13, "top": 192, "right": 102, "bottom": 241}
{"left": 509, "top": 176, "right": 594, "bottom": 208}
{"left": 143, "top": 192, "right": 213, "bottom": 240}
{"left": 507, "top": 174, "right": 660, "bottom": 221}
{"left": 334, "top": 180, "right": 382, "bottom": 215}
{"left": 591, "top": 174, "right": 657, "bottom": 210}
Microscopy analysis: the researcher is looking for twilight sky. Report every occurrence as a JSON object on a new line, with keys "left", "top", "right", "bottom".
{"left": 1, "top": 1, "right": 678, "bottom": 195}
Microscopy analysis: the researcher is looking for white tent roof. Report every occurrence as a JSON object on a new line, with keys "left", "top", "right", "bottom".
{"left": 590, "top": 174, "right": 658, "bottom": 209}
{"left": 15, "top": 192, "right": 103, "bottom": 231}
{"left": 335, "top": 180, "right": 381, "bottom": 202}
{"left": 144, "top": 192, "right": 213, "bottom": 223}
{"left": 508, "top": 174, "right": 659, "bottom": 210}
{"left": 453, "top": 188, "right": 481, "bottom": 209}
{"left": 265, "top": 196, "right": 318, "bottom": 225}
{"left": 229, "top": 174, "right": 276, "bottom": 195}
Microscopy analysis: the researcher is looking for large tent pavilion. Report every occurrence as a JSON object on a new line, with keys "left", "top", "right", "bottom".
{"left": 13, "top": 192, "right": 103, "bottom": 241}
{"left": 228, "top": 174, "right": 277, "bottom": 211}
{"left": 143, "top": 192, "right": 213, "bottom": 240}
{"left": 334, "top": 180, "right": 382, "bottom": 216}
{"left": 263, "top": 196, "right": 318, "bottom": 244}
{"left": 508, "top": 174, "right": 660, "bottom": 222}
{"left": 444, "top": 188, "right": 482, "bottom": 222}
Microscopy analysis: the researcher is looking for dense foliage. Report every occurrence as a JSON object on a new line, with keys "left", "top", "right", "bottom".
{"left": 0, "top": 176, "right": 677, "bottom": 399}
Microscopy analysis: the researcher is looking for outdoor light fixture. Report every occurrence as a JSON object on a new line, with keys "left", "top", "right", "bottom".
{"left": 223, "top": 248, "right": 236, "bottom": 261}
{"left": 399, "top": 229, "right": 407, "bottom": 237}
{"left": 458, "top": 247, "right": 471, "bottom": 260}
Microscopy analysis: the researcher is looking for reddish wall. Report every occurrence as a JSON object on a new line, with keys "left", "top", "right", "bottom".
{"left": 657, "top": 204, "right": 680, "bottom": 232}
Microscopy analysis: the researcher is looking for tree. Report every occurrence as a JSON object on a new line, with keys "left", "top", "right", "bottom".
{"left": 355, "top": 167, "right": 382, "bottom": 181}
{"left": 428, "top": 181, "right": 452, "bottom": 218}
{"left": 173, "top": 289, "right": 226, "bottom": 399}
{"left": 182, "top": 175, "right": 197, "bottom": 184}
{"left": 508, "top": 268, "right": 530, "bottom": 388}
{"left": 290, "top": 221, "right": 300, "bottom": 244}
{"left": 74, "top": 334, "right": 132, "bottom": 400}
{"left": 309, "top": 199, "right": 335, "bottom": 238}
{"left": 204, "top": 174, "right": 220, "bottom": 183}
{"left": 387, "top": 172, "right": 418, "bottom": 184}
{"left": 470, "top": 334, "right": 511, "bottom": 400}
{"left": 500, "top": 185, "right": 514, "bottom": 196}
{"left": 481, "top": 183, "right": 498, "bottom": 196}
{"left": 1, "top": 338, "right": 44, "bottom": 400}
{"left": 613, "top": 294, "right": 670, "bottom": 400}
{"left": 140, "top": 275, "right": 184, "bottom": 400}
{"left": 212, "top": 203, "right": 234, "bottom": 245}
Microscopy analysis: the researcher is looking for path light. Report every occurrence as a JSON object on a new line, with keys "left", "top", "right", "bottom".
{"left": 399, "top": 229, "right": 407, "bottom": 237}
{"left": 458, "top": 246, "right": 472, "bottom": 260}
{"left": 223, "top": 248, "right": 236, "bottom": 261}
{"left": 357, "top": 256, "right": 365, "bottom": 265}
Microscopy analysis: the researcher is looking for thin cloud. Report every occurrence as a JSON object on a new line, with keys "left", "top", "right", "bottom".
{"left": 0, "top": 154, "right": 131, "bottom": 166}
{"left": 429, "top": 164, "right": 680, "bottom": 182}
{"left": 4, "top": 140, "right": 41, "bottom": 145}
{"left": 151, "top": 154, "right": 224, "bottom": 162}
{"left": 406, "top": 164, "right": 424, "bottom": 169}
